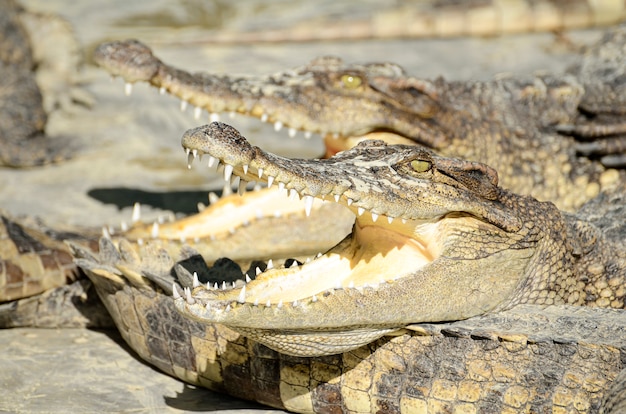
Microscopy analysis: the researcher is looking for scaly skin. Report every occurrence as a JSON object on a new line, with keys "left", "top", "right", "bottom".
{"left": 73, "top": 244, "right": 626, "bottom": 414}
{"left": 94, "top": 27, "right": 626, "bottom": 211}
{"left": 179, "top": 123, "right": 625, "bottom": 357}
{"left": 71, "top": 123, "right": 626, "bottom": 412}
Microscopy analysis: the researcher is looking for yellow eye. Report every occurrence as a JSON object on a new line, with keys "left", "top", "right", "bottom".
{"left": 341, "top": 74, "right": 362, "bottom": 89}
{"left": 410, "top": 159, "right": 432, "bottom": 173}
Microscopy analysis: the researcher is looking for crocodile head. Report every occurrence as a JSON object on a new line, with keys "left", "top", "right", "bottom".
{"left": 176, "top": 122, "right": 556, "bottom": 356}
{"left": 94, "top": 40, "right": 448, "bottom": 153}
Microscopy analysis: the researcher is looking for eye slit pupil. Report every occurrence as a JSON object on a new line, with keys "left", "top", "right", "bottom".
{"left": 411, "top": 159, "right": 432, "bottom": 173}
{"left": 341, "top": 74, "right": 362, "bottom": 88}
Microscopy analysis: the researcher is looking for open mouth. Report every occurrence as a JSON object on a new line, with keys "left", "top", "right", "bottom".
{"left": 175, "top": 122, "right": 531, "bottom": 356}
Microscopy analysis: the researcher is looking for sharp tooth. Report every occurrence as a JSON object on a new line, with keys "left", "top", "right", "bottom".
{"left": 124, "top": 82, "right": 132, "bottom": 96}
{"left": 101, "top": 227, "right": 111, "bottom": 239}
{"left": 357, "top": 207, "right": 365, "bottom": 216}
{"left": 267, "top": 176, "right": 274, "bottom": 188}
{"left": 348, "top": 281, "right": 355, "bottom": 289}
{"left": 277, "top": 300, "right": 283, "bottom": 309}
{"left": 303, "top": 195, "right": 314, "bottom": 217}
{"left": 222, "top": 281, "right": 227, "bottom": 290}
{"left": 151, "top": 222, "right": 159, "bottom": 238}
{"left": 347, "top": 198, "right": 354, "bottom": 206}
{"left": 335, "top": 281, "right": 342, "bottom": 290}
{"left": 185, "top": 287, "right": 195, "bottom": 304}
{"left": 225, "top": 304, "right": 231, "bottom": 312}
{"left": 209, "top": 113, "right": 220, "bottom": 122}
{"left": 274, "top": 121, "right": 283, "bottom": 131}
{"left": 180, "top": 100, "right": 188, "bottom": 111}
{"left": 207, "top": 155, "right": 217, "bottom": 168}
{"left": 224, "top": 164, "right": 234, "bottom": 181}
{"left": 208, "top": 192, "right": 220, "bottom": 205}
{"left": 120, "top": 221, "right": 128, "bottom": 232}
{"left": 243, "top": 164, "right": 249, "bottom": 174}
{"left": 192, "top": 272, "right": 200, "bottom": 288}
{"left": 172, "top": 284, "right": 181, "bottom": 299}
{"left": 137, "top": 238, "right": 143, "bottom": 246}
{"left": 131, "top": 202, "right": 141, "bottom": 223}
{"left": 388, "top": 216, "right": 394, "bottom": 224}
{"left": 289, "top": 189, "right": 299, "bottom": 200}
{"left": 253, "top": 298, "right": 259, "bottom": 306}
{"left": 316, "top": 252, "right": 322, "bottom": 258}
{"left": 278, "top": 182, "right": 285, "bottom": 191}
{"left": 187, "top": 151, "right": 195, "bottom": 169}
{"left": 255, "top": 209, "right": 264, "bottom": 219}
{"left": 267, "top": 259, "right": 274, "bottom": 269}
{"left": 237, "top": 285, "right": 246, "bottom": 304}
{"left": 232, "top": 281, "right": 236, "bottom": 289}
{"left": 238, "top": 179, "right": 248, "bottom": 195}
{"left": 312, "top": 295, "right": 317, "bottom": 302}
{"left": 334, "top": 194, "right": 340, "bottom": 202}
{"left": 245, "top": 274, "right": 252, "bottom": 283}
{"left": 222, "top": 183, "right": 233, "bottom": 197}
{"left": 261, "top": 113, "right": 268, "bottom": 122}
{"left": 288, "top": 128, "right": 296, "bottom": 138}
{"left": 371, "top": 212, "right": 379, "bottom": 222}
{"left": 265, "top": 300, "right": 271, "bottom": 307}
{"left": 255, "top": 267, "right": 262, "bottom": 275}
{"left": 304, "top": 131, "right": 312, "bottom": 139}
{"left": 194, "top": 106, "right": 202, "bottom": 119}
{"left": 257, "top": 168, "right": 264, "bottom": 178}
{"left": 402, "top": 218, "right": 407, "bottom": 224}
{"left": 292, "top": 300, "right": 299, "bottom": 306}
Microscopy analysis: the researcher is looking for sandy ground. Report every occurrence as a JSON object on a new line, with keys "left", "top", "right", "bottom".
{"left": 0, "top": 1, "right": 607, "bottom": 412}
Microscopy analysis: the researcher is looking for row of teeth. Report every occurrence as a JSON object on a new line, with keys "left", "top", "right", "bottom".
{"left": 99, "top": 185, "right": 289, "bottom": 244}
{"left": 173, "top": 270, "right": 393, "bottom": 310}
{"left": 121, "top": 81, "right": 342, "bottom": 140}
{"left": 186, "top": 148, "right": 408, "bottom": 225}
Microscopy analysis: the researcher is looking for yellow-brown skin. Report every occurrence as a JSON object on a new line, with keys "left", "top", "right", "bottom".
{"left": 177, "top": 123, "right": 625, "bottom": 357}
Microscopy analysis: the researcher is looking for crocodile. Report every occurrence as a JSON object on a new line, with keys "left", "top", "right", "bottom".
{"left": 94, "top": 25, "right": 626, "bottom": 213}
{"left": 138, "top": 0, "right": 626, "bottom": 44}
{"left": 179, "top": 122, "right": 625, "bottom": 354}
{"left": 0, "top": 0, "right": 89, "bottom": 167}
{"left": 70, "top": 121, "right": 626, "bottom": 413}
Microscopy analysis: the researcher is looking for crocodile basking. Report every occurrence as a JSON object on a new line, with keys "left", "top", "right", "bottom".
{"left": 0, "top": 0, "right": 89, "bottom": 167}
{"left": 72, "top": 122, "right": 625, "bottom": 413}
{"left": 94, "top": 25, "right": 626, "bottom": 212}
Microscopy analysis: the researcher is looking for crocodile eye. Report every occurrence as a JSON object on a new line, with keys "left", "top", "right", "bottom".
{"left": 410, "top": 159, "right": 432, "bottom": 173}
{"left": 341, "top": 74, "right": 362, "bottom": 89}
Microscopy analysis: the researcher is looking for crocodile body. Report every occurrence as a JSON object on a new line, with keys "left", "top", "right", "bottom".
{"left": 150, "top": 0, "right": 626, "bottom": 44}
{"left": 0, "top": 0, "right": 87, "bottom": 167}
{"left": 94, "top": 26, "right": 626, "bottom": 212}
{"left": 71, "top": 122, "right": 626, "bottom": 413}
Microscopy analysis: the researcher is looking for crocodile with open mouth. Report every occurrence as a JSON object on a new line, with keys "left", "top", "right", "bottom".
{"left": 94, "top": 25, "right": 626, "bottom": 212}
{"left": 178, "top": 122, "right": 625, "bottom": 355}
{"left": 73, "top": 122, "right": 625, "bottom": 413}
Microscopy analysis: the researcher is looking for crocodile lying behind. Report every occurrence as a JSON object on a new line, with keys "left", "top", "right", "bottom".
{"left": 0, "top": 0, "right": 88, "bottom": 167}
{"left": 72, "top": 122, "right": 625, "bottom": 413}
{"left": 94, "top": 25, "right": 626, "bottom": 212}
